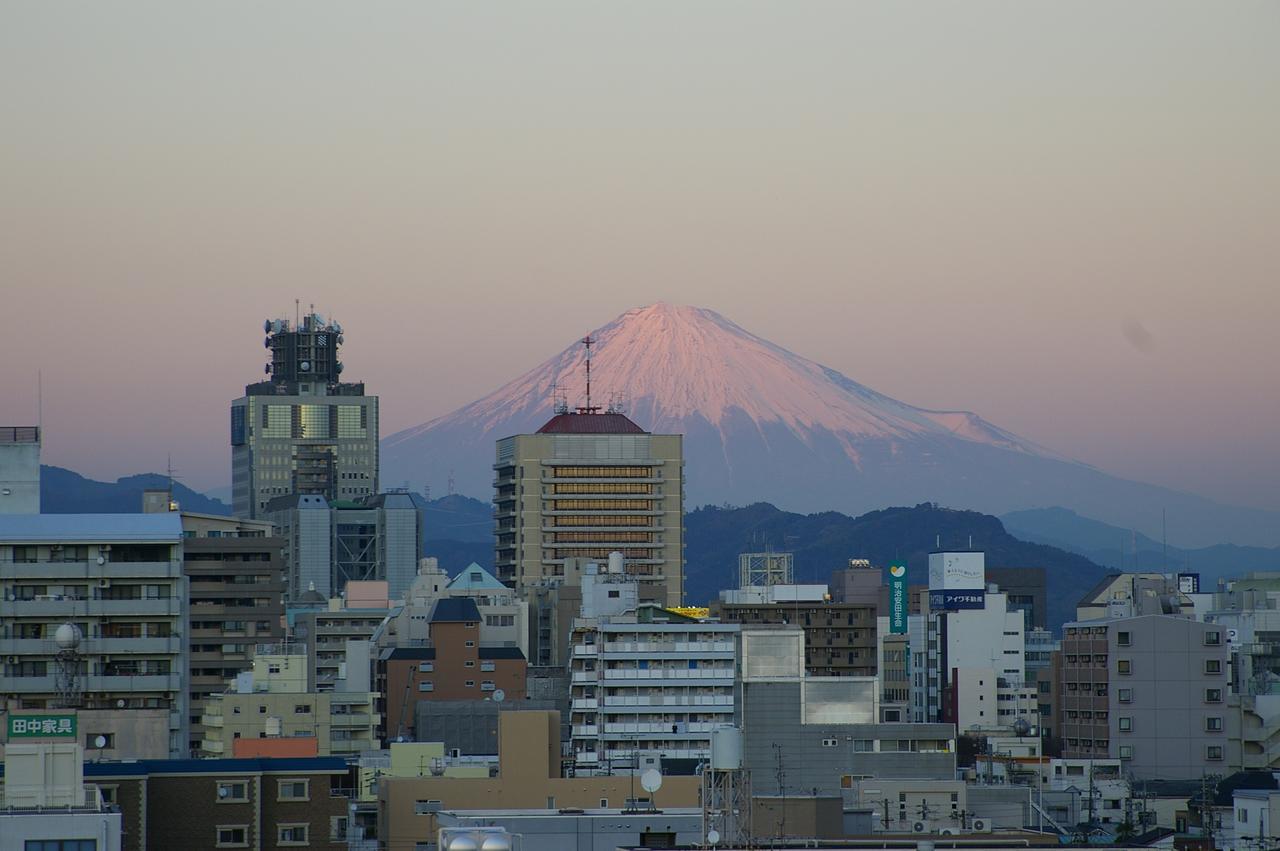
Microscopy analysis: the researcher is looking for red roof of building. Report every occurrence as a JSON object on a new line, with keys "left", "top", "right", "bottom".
{"left": 536, "top": 412, "right": 646, "bottom": 435}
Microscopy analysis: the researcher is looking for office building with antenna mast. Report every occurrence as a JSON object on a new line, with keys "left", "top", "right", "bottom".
{"left": 492, "top": 336, "right": 685, "bottom": 610}
{"left": 230, "top": 308, "right": 378, "bottom": 519}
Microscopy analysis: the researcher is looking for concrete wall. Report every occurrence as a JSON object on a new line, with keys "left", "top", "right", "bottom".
{"left": 0, "top": 428, "right": 40, "bottom": 515}
{"left": 741, "top": 681, "right": 955, "bottom": 796}
{"left": 0, "top": 810, "right": 121, "bottom": 851}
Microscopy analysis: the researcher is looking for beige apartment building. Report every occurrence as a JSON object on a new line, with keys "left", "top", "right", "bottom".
{"left": 201, "top": 645, "right": 379, "bottom": 757}
{"left": 493, "top": 411, "right": 684, "bottom": 608}
{"left": 379, "top": 711, "right": 701, "bottom": 849}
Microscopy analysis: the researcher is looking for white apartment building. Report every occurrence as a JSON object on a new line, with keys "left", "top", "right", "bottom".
{"left": 569, "top": 613, "right": 738, "bottom": 773}
{"left": 0, "top": 514, "right": 189, "bottom": 758}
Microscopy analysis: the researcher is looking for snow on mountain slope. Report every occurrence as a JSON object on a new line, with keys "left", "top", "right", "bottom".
{"left": 388, "top": 302, "right": 1048, "bottom": 455}
{"left": 382, "top": 303, "right": 1280, "bottom": 548}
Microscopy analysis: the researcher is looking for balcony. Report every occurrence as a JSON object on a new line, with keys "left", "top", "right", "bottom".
{"left": 572, "top": 671, "right": 599, "bottom": 684}
{"left": 0, "top": 561, "right": 177, "bottom": 579}
{"left": 571, "top": 698, "right": 598, "bottom": 711}
{"left": 0, "top": 636, "right": 182, "bottom": 656}
{"left": 572, "top": 725, "right": 599, "bottom": 737}
{"left": 330, "top": 713, "right": 373, "bottom": 727}
{"left": 573, "top": 645, "right": 598, "bottom": 657}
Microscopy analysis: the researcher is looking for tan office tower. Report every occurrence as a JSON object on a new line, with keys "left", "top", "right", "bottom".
{"left": 493, "top": 411, "right": 684, "bottom": 607}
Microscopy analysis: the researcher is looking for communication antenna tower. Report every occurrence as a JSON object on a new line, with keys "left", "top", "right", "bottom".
{"left": 53, "top": 623, "right": 84, "bottom": 708}
{"left": 550, "top": 382, "right": 569, "bottom": 416}
{"left": 447, "top": 470, "right": 456, "bottom": 496}
{"left": 575, "top": 335, "right": 600, "bottom": 414}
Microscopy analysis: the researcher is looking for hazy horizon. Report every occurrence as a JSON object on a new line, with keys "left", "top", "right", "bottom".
{"left": 2, "top": 2, "right": 1277, "bottom": 514}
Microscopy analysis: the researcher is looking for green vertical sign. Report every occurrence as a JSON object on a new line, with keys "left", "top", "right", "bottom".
{"left": 7, "top": 713, "right": 77, "bottom": 739}
{"left": 888, "top": 563, "right": 908, "bottom": 634}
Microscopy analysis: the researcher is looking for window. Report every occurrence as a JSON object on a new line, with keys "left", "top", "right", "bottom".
{"left": 216, "top": 826, "right": 249, "bottom": 848}
{"left": 25, "top": 842, "right": 99, "bottom": 851}
{"left": 1206, "top": 745, "right": 1224, "bottom": 761}
{"left": 414, "top": 800, "right": 442, "bottom": 815}
{"left": 465, "top": 680, "right": 475, "bottom": 687}
{"left": 1207, "top": 716, "right": 1223, "bottom": 732}
{"left": 278, "top": 824, "right": 309, "bottom": 846}
{"left": 330, "top": 816, "right": 349, "bottom": 842}
{"left": 1240, "top": 808, "right": 1249, "bottom": 824}
{"left": 1205, "top": 659, "right": 1222, "bottom": 674}
{"left": 277, "top": 779, "right": 309, "bottom": 801}
{"left": 1117, "top": 660, "right": 1131, "bottom": 675}
{"left": 1118, "top": 688, "right": 1132, "bottom": 703}
{"left": 293, "top": 704, "right": 311, "bottom": 714}
{"left": 465, "top": 640, "right": 476, "bottom": 648}
{"left": 216, "top": 781, "right": 248, "bottom": 803}
{"left": 418, "top": 681, "right": 434, "bottom": 692}
{"left": 1117, "top": 631, "right": 1131, "bottom": 646}
{"left": 1206, "top": 688, "right": 1223, "bottom": 704}
{"left": 418, "top": 661, "right": 433, "bottom": 673}
{"left": 464, "top": 660, "right": 475, "bottom": 668}
{"left": 1205, "top": 631, "right": 1222, "bottom": 646}
{"left": 1118, "top": 717, "right": 1132, "bottom": 732}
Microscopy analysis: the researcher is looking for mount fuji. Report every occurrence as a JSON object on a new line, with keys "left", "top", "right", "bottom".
{"left": 383, "top": 303, "right": 1279, "bottom": 548}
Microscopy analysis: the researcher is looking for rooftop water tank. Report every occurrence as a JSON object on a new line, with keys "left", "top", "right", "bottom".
{"left": 711, "top": 725, "right": 743, "bottom": 770}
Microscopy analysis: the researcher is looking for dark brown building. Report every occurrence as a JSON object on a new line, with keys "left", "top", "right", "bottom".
{"left": 711, "top": 599, "right": 878, "bottom": 677}
{"left": 86, "top": 756, "right": 352, "bottom": 851}
{"left": 379, "top": 597, "right": 527, "bottom": 742}
{"left": 180, "top": 512, "right": 286, "bottom": 756}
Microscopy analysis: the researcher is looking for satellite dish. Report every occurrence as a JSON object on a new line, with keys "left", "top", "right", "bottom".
{"left": 264, "top": 364, "right": 271, "bottom": 374}
{"left": 492, "top": 689, "right": 505, "bottom": 703}
{"left": 94, "top": 735, "right": 108, "bottom": 749}
{"left": 218, "top": 786, "right": 229, "bottom": 798}
{"left": 300, "top": 361, "right": 311, "bottom": 372}
{"left": 706, "top": 829, "right": 721, "bottom": 846}
{"left": 97, "top": 556, "right": 106, "bottom": 565}
{"left": 264, "top": 336, "right": 271, "bottom": 348}
{"left": 116, "top": 699, "right": 125, "bottom": 708}
{"left": 640, "top": 769, "right": 662, "bottom": 793}
{"left": 264, "top": 319, "right": 272, "bottom": 333}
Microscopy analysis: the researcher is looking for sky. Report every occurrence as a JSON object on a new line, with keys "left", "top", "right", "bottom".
{"left": 1, "top": 2, "right": 1277, "bottom": 511}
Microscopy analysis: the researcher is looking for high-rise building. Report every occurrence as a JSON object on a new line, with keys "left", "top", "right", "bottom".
{"left": 493, "top": 410, "right": 684, "bottom": 607}
{"left": 0, "top": 426, "right": 40, "bottom": 514}
{"left": 267, "top": 492, "right": 421, "bottom": 601}
{"left": 0, "top": 514, "right": 189, "bottom": 758}
{"left": 231, "top": 312, "right": 378, "bottom": 519}
{"left": 1058, "top": 614, "right": 1228, "bottom": 780}
{"left": 178, "top": 510, "right": 285, "bottom": 756}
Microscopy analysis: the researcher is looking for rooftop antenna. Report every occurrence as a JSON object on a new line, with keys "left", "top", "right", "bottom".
{"left": 37, "top": 369, "right": 42, "bottom": 431}
{"left": 576, "top": 335, "right": 599, "bottom": 414}
{"left": 295, "top": 298, "right": 300, "bottom": 329}
{"left": 1162, "top": 509, "right": 1167, "bottom": 571}
{"left": 448, "top": 469, "right": 456, "bottom": 496}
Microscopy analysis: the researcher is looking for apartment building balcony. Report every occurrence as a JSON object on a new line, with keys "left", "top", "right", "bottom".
{"left": 572, "top": 724, "right": 599, "bottom": 737}
{"left": 602, "top": 668, "right": 733, "bottom": 681}
{"left": 573, "top": 644, "right": 598, "bottom": 657}
{"left": 0, "top": 561, "right": 178, "bottom": 580}
{"left": 571, "top": 697, "right": 598, "bottom": 711}
{"left": 330, "top": 713, "right": 373, "bottom": 727}
{"left": 602, "top": 722, "right": 718, "bottom": 736}
{"left": 600, "top": 695, "right": 734, "bottom": 710}
{"left": 572, "top": 671, "right": 600, "bottom": 684}
{"left": 602, "top": 640, "right": 735, "bottom": 655}
{"left": 89, "top": 673, "right": 183, "bottom": 692}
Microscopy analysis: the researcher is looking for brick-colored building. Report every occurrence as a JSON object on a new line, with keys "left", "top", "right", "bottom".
{"left": 84, "top": 756, "right": 352, "bottom": 851}
{"left": 380, "top": 598, "right": 527, "bottom": 742}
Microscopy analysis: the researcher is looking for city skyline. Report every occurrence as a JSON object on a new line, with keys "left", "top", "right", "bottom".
{"left": 2, "top": 2, "right": 1277, "bottom": 513}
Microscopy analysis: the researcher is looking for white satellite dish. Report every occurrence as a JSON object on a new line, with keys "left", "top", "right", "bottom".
{"left": 492, "top": 689, "right": 505, "bottom": 703}
{"left": 706, "top": 828, "right": 721, "bottom": 846}
{"left": 640, "top": 769, "right": 662, "bottom": 793}
{"left": 94, "top": 735, "right": 108, "bottom": 749}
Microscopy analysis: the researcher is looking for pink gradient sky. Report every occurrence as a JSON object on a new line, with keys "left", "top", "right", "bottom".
{"left": 1, "top": 2, "right": 1277, "bottom": 510}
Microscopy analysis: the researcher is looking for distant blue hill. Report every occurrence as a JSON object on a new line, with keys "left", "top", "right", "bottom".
{"left": 40, "top": 465, "right": 232, "bottom": 515}
{"left": 1002, "top": 506, "right": 1280, "bottom": 590}
{"left": 683, "top": 502, "right": 1110, "bottom": 629}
